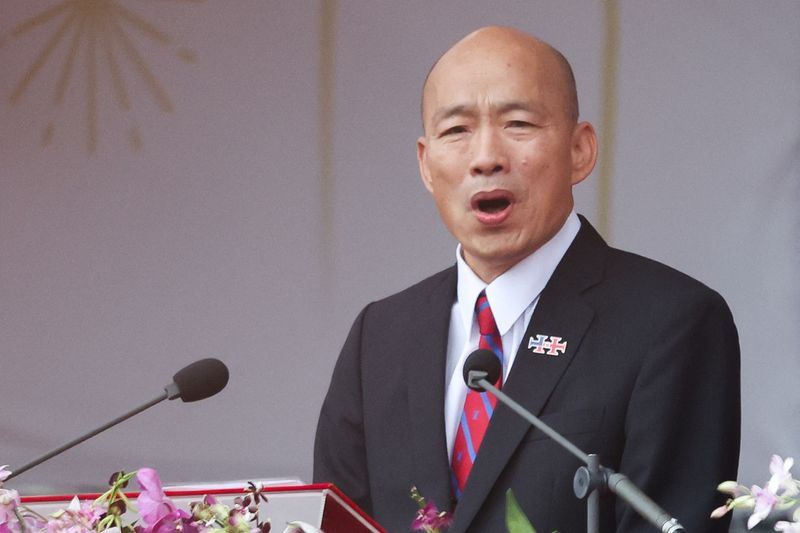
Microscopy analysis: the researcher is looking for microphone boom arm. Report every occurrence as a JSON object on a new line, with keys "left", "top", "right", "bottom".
{"left": 6, "top": 357, "right": 228, "bottom": 482}
{"left": 469, "top": 371, "right": 684, "bottom": 533}
{"left": 468, "top": 370, "right": 589, "bottom": 464}
{"left": 6, "top": 391, "right": 168, "bottom": 481}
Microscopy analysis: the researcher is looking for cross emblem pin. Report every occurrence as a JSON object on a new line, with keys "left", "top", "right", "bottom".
{"left": 528, "top": 334, "right": 568, "bottom": 356}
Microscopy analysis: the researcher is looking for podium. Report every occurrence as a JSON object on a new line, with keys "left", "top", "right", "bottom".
{"left": 22, "top": 483, "right": 386, "bottom": 533}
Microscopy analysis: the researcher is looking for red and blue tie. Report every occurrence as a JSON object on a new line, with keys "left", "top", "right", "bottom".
{"left": 451, "top": 290, "right": 503, "bottom": 498}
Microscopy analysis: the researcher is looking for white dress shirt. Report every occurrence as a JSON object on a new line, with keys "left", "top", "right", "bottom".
{"left": 444, "top": 211, "right": 581, "bottom": 459}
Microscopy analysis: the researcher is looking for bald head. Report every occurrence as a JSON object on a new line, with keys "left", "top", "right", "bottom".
{"left": 421, "top": 26, "right": 579, "bottom": 131}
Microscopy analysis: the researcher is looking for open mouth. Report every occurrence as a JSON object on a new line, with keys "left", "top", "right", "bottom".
{"left": 471, "top": 190, "right": 513, "bottom": 224}
{"left": 477, "top": 197, "right": 511, "bottom": 214}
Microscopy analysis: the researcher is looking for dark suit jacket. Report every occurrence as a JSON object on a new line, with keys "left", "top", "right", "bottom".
{"left": 314, "top": 217, "right": 740, "bottom": 532}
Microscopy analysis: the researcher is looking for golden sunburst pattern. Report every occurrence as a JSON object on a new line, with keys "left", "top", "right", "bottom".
{"left": 3, "top": 0, "right": 200, "bottom": 153}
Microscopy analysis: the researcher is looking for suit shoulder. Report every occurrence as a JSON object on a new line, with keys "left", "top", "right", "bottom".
{"left": 340, "top": 266, "right": 454, "bottom": 369}
{"left": 603, "top": 246, "right": 731, "bottom": 312}
{"left": 365, "top": 265, "right": 456, "bottom": 313}
{"left": 573, "top": 217, "right": 730, "bottom": 311}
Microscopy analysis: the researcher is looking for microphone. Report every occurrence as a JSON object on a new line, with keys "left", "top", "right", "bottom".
{"left": 463, "top": 348, "right": 502, "bottom": 389}
{"left": 463, "top": 349, "right": 684, "bottom": 533}
{"left": 6, "top": 358, "right": 229, "bottom": 481}
{"left": 165, "top": 357, "right": 230, "bottom": 402}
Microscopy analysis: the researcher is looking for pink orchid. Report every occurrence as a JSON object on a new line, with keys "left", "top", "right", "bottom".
{"left": 136, "top": 508, "right": 197, "bottom": 533}
{"left": 2, "top": 510, "right": 44, "bottom": 533}
{"left": 136, "top": 468, "right": 179, "bottom": 526}
{"left": 709, "top": 504, "right": 730, "bottom": 519}
{"left": 0, "top": 490, "right": 19, "bottom": 508}
{"left": 411, "top": 501, "right": 454, "bottom": 531}
{"left": 747, "top": 484, "right": 779, "bottom": 529}
{"left": 0, "top": 488, "right": 20, "bottom": 528}
{"left": 43, "top": 496, "right": 102, "bottom": 533}
{"left": 0, "top": 474, "right": 19, "bottom": 533}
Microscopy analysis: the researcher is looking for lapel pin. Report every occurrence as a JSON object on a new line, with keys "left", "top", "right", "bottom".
{"left": 528, "top": 334, "right": 567, "bottom": 356}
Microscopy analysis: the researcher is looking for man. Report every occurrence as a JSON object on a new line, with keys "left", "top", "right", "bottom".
{"left": 314, "top": 26, "right": 740, "bottom": 532}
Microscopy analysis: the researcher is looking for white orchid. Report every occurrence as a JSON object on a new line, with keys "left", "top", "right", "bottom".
{"left": 283, "top": 521, "right": 323, "bottom": 533}
{"left": 748, "top": 484, "right": 779, "bottom": 529}
{"left": 775, "top": 521, "right": 800, "bottom": 533}
{"left": 0, "top": 466, "right": 11, "bottom": 485}
{"left": 712, "top": 455, "right": 800, "bottom": 531}
{"left": 769, "top": 456, "right": 800, "bottom": 497}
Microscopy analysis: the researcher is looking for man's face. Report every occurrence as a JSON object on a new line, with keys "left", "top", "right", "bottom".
{"left": 417, "top": 30, "right": 596, "bottom": 282}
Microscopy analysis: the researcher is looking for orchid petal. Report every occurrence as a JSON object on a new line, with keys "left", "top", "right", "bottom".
{"left": 717, "top": 481, "right": 741, "bottom": 495}
{"left": 710, "top": 505, "right": 730, "bottom": 519}
{"left": 136, "top": 468, "right": 163, "bottom": 493}
{"left": 730, "top": 494, "right": 755, "bottom": 508}
{"left": 283, "top": 521, "right": 323, "bottom": 533}
{"left": 68, "top": 495, "right": 82, "bottom": 512}
{"left": 748, "top": 512, "right": 763, "bottom": 529}
{"left": 770, "top": 455, "right": 785, "bottom": 476}
{"left": 0, "top": 489, "right": 19, "bottom": 507}
{"left": 774, "top": 520, "right": 800, "bottom": 533}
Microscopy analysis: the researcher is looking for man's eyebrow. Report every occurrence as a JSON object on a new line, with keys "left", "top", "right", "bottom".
{"left": 430, "top": 101, "right": 546, "bottom": 125}
{"left": 431, "top": 104, "right": 472, "bottom": 125}
{"left": 496, "top": 101, "right": 546, "bottom": 116}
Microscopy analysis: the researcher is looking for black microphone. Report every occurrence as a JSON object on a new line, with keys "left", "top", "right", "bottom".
{"left": 6, "top": 358, "right": 229, "bottom": 481}
{"left": 463, "top": 349, "right": 684, "bottom": 533}
{"left": 166, "top": 357, "right": 230, "bottom": 402}
{"left": 463, "top": 348, "right": 502, "bottom": 389}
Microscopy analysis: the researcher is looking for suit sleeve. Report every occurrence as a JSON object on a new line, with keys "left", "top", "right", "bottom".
{"left": 616, "top": 289, "right": 741, "bottom": 532}
{"left": 313, "top": 305, "right": 373, "bottom": 515}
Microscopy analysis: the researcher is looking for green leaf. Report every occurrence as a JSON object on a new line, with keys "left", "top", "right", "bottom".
{"left": 505, "top": 489, "right": 537, "bottom": 533}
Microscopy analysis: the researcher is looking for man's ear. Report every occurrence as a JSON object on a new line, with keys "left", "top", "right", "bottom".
{"left": 417, "top": 136, "right": 435, "bottom": 194}
{"left": 570, "top": 121, "right": 598, "bottom": 186}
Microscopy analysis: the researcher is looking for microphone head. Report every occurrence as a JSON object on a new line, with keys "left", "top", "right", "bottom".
{"left": 171, "top": 358, "right": 229, "bottom": 402}
{"left": 463, "top": 349, "right": 502, "bottom": 391}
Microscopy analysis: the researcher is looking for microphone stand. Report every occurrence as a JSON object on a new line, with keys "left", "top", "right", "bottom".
{"left": 469, "top": 370, "right": 684, "bottom": 533}
{"left": 6, "top": 389, "right": 172, "bottom": 481}
{"left": 5, "top": 358, "right": 227, "bottom": 482}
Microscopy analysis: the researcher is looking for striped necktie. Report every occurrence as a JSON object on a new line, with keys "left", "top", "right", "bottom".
{"left": 450, "top": 290, "right": 504, "bottom": 499}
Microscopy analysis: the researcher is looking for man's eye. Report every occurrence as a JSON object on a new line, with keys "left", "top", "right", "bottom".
{"left": 507, "top": 120, "right": 533, "bottom": 128}
{"left": 440, "top": 125, "right": 467, "bottom": 137}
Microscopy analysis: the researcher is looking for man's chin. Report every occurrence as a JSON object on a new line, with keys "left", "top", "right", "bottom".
{"left": 461, "top": 243, "right": 530, "bottom": 281}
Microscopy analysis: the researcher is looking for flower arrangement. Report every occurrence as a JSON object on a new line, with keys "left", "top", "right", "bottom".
{"left": 409, "top": 487, "right": 453, "bottom": 533}
{"left": 0, "top": 465, "right": 322, "bottom": 533}
{"left": 711, "top": 455, "right": 800, "bottom": 531}
{"left": 408, "top": 487, "right": 542, "bottom": 533}
{"left": 406, "top": 456, "right": 800, "bottom": 532}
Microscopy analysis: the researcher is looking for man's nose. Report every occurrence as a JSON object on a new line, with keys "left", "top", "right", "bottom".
{"left": 470, "top": 127, "right": 508, "bottom": 177}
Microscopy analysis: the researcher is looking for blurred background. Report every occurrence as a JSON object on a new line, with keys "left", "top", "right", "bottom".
{"left": 1, "top": 1, "right": 798, "bottom": 529}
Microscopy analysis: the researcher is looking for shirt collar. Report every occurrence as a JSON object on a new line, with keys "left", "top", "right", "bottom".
{"left": 455, "top": 211, "right": 581, "bottom": 336}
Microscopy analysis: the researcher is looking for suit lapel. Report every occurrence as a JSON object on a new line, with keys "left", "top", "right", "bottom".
{"left": 449, "top": 218, "right": 609, "bottom": 532}
{"left": 407, "top": 267, "right": 458, "bottom": 510}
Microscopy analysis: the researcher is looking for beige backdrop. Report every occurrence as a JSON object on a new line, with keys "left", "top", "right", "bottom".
{"left": 1, "top": 2, "right": 798, "bottom": 530}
